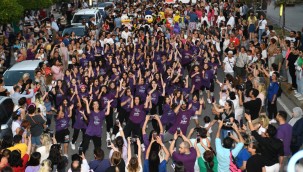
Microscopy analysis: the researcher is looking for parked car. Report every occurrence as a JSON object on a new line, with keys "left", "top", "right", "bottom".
{"left": 3, "top": 60, "right": 41, "bottom": 92}
{"left": 71, "top": 8, "right": 102, "bottom": 30}
{"left": 62, "top": 26, "right": 87, "bottom": 37}
{"left": 0, "top": 96, "right": 15, "bottom": 139}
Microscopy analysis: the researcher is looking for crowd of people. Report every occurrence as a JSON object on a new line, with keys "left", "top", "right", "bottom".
{"left": 0, "top": 0, "right": 303, "bottom": 172}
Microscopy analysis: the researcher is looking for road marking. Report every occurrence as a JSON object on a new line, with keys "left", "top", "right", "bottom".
{"left": 277, "top": 98, "right": 292, "bottom": 117}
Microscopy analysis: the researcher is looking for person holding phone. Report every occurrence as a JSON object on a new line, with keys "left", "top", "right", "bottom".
{"left": 169, "top": 130, "right": 197, "bottom": 172}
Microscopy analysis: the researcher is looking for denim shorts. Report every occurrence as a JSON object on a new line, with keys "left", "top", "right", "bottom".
{"left": 31, "top": 135, "right": 41, "bottom": 146}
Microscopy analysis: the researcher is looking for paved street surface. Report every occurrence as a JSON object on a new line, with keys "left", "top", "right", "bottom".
{"left": 266, "top": 1, "right": 303, "bottom": 31}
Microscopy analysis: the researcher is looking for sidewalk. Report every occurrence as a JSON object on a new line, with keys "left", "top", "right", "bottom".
{"left": 280, "top": 81, "right": 303, "bottom": 108}
{"left": 266, "top": 1, "right": 303, "bottom": 31}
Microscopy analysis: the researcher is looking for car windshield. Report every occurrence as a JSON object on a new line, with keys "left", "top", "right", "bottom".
{"left": 63, "top": 27, "right": 85, "bottom": 37}
{"left": 4, "top": 70, "right": 35, "bottom": 86}
{"left": 72, "top": 14, "right": 94, "bottom": 24}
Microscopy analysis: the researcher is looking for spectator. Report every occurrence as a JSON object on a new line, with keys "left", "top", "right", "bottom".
{"left": 36, "top": 133, "right": 56, "bottom": 163}
{"left": 289, "top": 107, "right": 303, "bottom": 154}
{"left": 89, "top": 147, "right": 111, "bottom": 172}
{"left": 106, "top": 151, "right": 125, "bottom": 172}
{"left": 25, "top": 152, "right": 41, "bottom": 172}
{"left": 47, "top": 144, "right": 68, "bottom": 172}
{"left": 7, "top": 135, "right": 27, "bottom": 158}
{"left": 170, "top": 131, "right": 197, "bottom": 172}
{"left": 246, "top": 141, "right": 266, "bottom": 172}
{"left": 126, "top": 138, "right": 142, "bottom": 172}
{"left": 245, "top": 114, "right": 284, "bottom": 172}
{"left": 240, "top": 88, "right": 262, "bottom": 121}
{"left": 68, "top": 154, "right": 90, "bottom": 172}
{"left": 39, "top": 159, "right": 52, "bottom": 172}
{"left": 215, "top": 120, "right": 244, "bottom": 172}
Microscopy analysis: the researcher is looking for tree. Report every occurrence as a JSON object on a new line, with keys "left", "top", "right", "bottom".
{"left": 0, "top": 0, "right": 24, "bottom": 24}
{"left": 17, "top": 0, "right": 53, "bottom": 10}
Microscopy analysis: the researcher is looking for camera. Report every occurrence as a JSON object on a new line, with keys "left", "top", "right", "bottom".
{"left": 130, "top": 137, "right": 137, "bottom": 144}
{"left": 79, "top": 147, "right": 83, "bottom": 155}
{"left": 223, "top": 119, "right": 230, "bottom": 123}
{"left": 177, "top": 127, "right": 181, "bottom": 135}
{"left": 228, "top": 131, "right": 231, "bottom": 136}
{"left": 221, "top": 89, "right": 226, "bottom": 93}
{"left": 245, "top": 108, "right": 250, "bottom": 115}
{"left": 196, "top": 134, "right": 200, "bottom": 142}
{"left": 236, "top": 84, "right": 245, "bottom": 91}
{"left": 150, "top": 115, "right": 155, "bottom": 119}
{"left": 49, "top": 130, "right": 54, "bottom": 138}
{"left": 107, "top": 140, "right": 111, "bottom": 147}
{"left": 153, "top": 133, "right": 158, "bottom": 140}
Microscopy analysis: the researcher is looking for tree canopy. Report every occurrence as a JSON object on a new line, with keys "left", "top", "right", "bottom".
{"left": 0, "top": 0, "right": 24, "bottom": 24}
{"left": 17, "top": 0, "right": 53, "bottom": 10}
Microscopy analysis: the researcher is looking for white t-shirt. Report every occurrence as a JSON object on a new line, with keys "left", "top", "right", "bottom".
{"left": 104, "top": 38, "right": 114, "bottom": 45}
{"left": 12, "top": 120, "right": 21, "bottom": 136}
{"left": 217, "top": 16, "right": 225, "bottom": 26}
{"left": 258, "top": 19, "right": 267, "bottom": 30}
{"left": 227, "top": 16, "right": 235, "bottom": 28}
{"left": 36, "top": 145, "right": 52, "bottom": 163}
{"left": 223, "top": 57, "right": 235, "bottom": 73}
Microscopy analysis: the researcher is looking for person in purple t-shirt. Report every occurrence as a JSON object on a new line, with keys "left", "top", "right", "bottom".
{"left": 163, "top": 95, "right": 204, "bottom": 143}
{"left": 276, "top": 111, "right": 292, "bottom": 157}
{"left": 169, "top": 130, "right": 197, "bottom": 172}
{"left": 81, "top": 98, "right": 112, "bottom": 154}
{"left": 142, "top": 115, "right": 164, "bottom": 149}
{"left": 55, "top": 99, "right": 73, "bottom": 156}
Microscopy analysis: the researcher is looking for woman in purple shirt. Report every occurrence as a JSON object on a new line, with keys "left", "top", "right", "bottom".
{"left": 70, "top": 97, "right": 88, "bottom": 150}
{"left": 55, "top": 98, "right": 73, "bottom": 156}
{"left": 81, "top": 98, "right": 111, "bottom": 154}
{"left": 124, "top": 95, "right": 152, "bottom": 154}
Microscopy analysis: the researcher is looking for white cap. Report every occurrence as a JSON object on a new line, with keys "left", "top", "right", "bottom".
{"left": 228, "top": 51, "right": 233, "bottom": 54}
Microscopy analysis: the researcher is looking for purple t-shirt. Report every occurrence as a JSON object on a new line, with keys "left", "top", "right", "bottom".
{"left": 73, "top": 109, "right": 88, "bottom": 130}
{"left": 168, "top": 109, "right": 195, "bottom": 135}
{"left": 55, "top": 108, "right": 70, "bottom": 132}
{"left": 181, "top": 49, "right": 193, "bottom": 65}
{"left": 276, "top": 123, "right": 292, "bottom": 156}
{"left": 135, "top": 84, "right": 147, "bottom": 102}
{"left": 100, "top": 93, "right": 114, "bottom": 109}
{"left": 129, "top": 104, "right": 147, "bottom": 124}
{"left": 86, "top": 110, "right": 105, "bottom": 137}
{"left": 172, "top": 147, "right": 197, "bottom": 172}
{"left": 149, "top": 89, "right": 160, "bottom": 105}
{"left": 161, "top": 104, "right": 176, "bottom": 125}
{"left": 120, "top": 95, "right": 131, "bottom": 112}
{"left": 201, "top": 70, "right": 214, "bottom": 88}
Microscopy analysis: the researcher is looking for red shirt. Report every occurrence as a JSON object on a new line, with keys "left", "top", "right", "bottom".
{"left": 230, "top": 37, "right": 240, "bottom": 47}
{"left": 12, "top": 154, "right": 29, "bottom": 172}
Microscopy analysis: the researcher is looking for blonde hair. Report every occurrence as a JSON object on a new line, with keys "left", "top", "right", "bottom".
{"left": 39, "top": 159, "right": 52, "bottom": 172}
{"left": 258, "top": 114, "right": 269, "bottom": 128}
{"left": 40, "top": 133, "right": 52, "bottom": 153}
{"left": 258, "top": 83, "right": 266, "bottom": 95}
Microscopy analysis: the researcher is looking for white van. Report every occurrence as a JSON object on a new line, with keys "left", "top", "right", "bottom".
{"left": 71, "top": 8, "right": 102, "bottom": 30}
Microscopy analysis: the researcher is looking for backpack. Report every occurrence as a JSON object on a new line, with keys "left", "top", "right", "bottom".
{"left": 229, "top": 151, "right": 241, "bottom": 172}
{"left": 276, "top": 82, "right": 282, "bottom": 97}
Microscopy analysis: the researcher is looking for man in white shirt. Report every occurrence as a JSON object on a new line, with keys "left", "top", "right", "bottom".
{"left": 223, "top": 51, "right": 236, "bottom": 77}
{"left": 121, "top": 27, "right": 132, "bottom": 45}
{"left": 226, "top": 13, "right": 235, "bottom": 28}
{"left": 104, "top": 33, "right": 114, "bottom": 45}
{"left": 216, "top": 11, "right": 225, "bottom": 27}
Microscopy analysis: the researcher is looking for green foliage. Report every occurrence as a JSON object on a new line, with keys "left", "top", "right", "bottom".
{"left": 17, "top": 0, "right": 53, "bottom": 10}
{"left": 0, "top": 0, "right": 24, "bottom": 24}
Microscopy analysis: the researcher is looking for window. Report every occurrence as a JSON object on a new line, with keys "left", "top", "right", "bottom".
{"left": 4, "top": 70, "right": 35, "bottom": 86}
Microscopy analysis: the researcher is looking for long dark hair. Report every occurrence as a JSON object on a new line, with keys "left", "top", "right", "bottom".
{"left": 149, "top": 150, "right": 160, "bottom": 172}
{"left": 26, "top": 152, "right": 41, "bottom": 167}
{"left": 48, "top": 144, "right": 66, "bottom": 170}
{"left": 8, "top": 150, "right": 23, "bottom": 167}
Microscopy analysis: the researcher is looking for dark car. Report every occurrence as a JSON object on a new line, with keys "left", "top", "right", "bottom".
{"left": 62, "top": 26, "right": 87, "bottom": 37}
{"left": 0, "top": 96, "right": 15, "bottom": 139}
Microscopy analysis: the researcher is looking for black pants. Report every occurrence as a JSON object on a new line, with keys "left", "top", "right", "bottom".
{"left": 123, "top": 120, "right": 142, "bottom": 154}
{"left": 118, "top": 108, "right": 130, "bottom": 124}
{"left": 72, "top": 128, "right": 86, "bottom": 144}
{"left": 289, "top": 67, "right": 297, "bottom": 88}
{"left": 105, "top": 107, "right": 114, "bottom": 132}
{"left": 81, "top": 134, "right": 101, "bottom": 153}
{"left": 267, "top": 100, "right": 277, "bottom": 119}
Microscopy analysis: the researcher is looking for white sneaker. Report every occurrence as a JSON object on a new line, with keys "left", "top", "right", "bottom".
{"left": 141, "top": 143, "right": 145, "bottom": 152}
{"left": 207, "top": 99, "right": 211, "bottom": 104}
{"left": 294, "top": 90, "right": 298, "bottom": 94}
{"left": 294, "top": 93, "right": 302, "bottom": 97}
{"left": 70, "top": 142, "right": 76, "bottom": 150}
{"left": 269, "top": 119, "right": 277, "bottom": 124}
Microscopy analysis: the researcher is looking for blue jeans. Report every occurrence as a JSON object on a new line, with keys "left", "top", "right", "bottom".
{"left": 258, "top": 29, "right": 265, "bottom": 43}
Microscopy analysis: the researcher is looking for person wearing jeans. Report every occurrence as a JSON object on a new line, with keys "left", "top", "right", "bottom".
{"left": 257, "top": 15, "right": 267, "bottom": 43}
